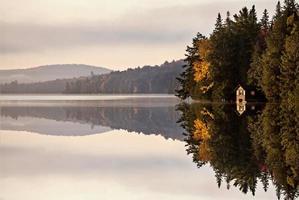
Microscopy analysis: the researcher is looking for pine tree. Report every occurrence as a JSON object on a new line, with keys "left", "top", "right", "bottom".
{"left": 283, "top": 0, "right": 297, "bottom": 16}
{"left": 261, "top": 2, "right": 286, "bottom": 101}
{"left": 215, "top": 13, "right": 223, "bottom": 32}
{"left": 206, "top": 6, "right": 260, "bottom": 101}
{"left": 247, "top": 9, "right": 269, "bottom": 90}
{"left": 279, "top": 13, "right": 299, "bottom": 189}
{"left": 225, "top": 11, "right": 231, "bottom": 27}
{"left": 176, "top": 33, "right": 205, "bottom": 99}
{"left": 260, "top": 0, "right": 298, "bottom": 101}
{"left": 261, "top": 9, "right": 270, "bottom": 30}
{"left": 280, "top": 14, "right": 299, "bottom": 107}
{"left": 177, "top": 0, "right": 298, "bottom": 103}
{"left": 274, "top": 1, "right": 282, "bottom": 20}
{"left": 234, "top": 6, "right": 259, "bottom": 85}
{"left": 209, "top": 11, "right": 235, "bottom": 100}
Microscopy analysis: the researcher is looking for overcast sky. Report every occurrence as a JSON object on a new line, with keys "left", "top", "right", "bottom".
{"left": 0, "top": 0, "right": 276, "bottom": 70}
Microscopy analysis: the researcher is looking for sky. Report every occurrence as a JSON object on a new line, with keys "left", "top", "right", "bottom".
{"left": 0, "top": 0, "right": 276, "bottom": 70}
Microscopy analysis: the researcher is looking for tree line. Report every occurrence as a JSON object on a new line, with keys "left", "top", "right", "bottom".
{"left": 176, "top": 2, "right": 299, "bottom": 198}
{"left": 64, "top": 60, "right": 184, "bottom": 94}
{"left": 177, "top": 102, "right": 299, "bottom": 199}
{"left": 0, "top": 60, "right": 184, "bottom": 94}
{"left": 176, "top": 0, "right": 298, "bottom": 103}
{"left": 1, "top": 105, "right": 183, "bottom": 140}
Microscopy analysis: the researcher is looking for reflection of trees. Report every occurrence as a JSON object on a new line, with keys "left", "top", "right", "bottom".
{"left": 177, "top": 102, "right": 299, "bottom": 199}
{"left": 0, "top": 105, "right": 183, "bottom": 140}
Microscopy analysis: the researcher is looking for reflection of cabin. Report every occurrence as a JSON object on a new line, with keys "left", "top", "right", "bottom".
{"left": 236, "top": 85, "right": 246, "bottom": 115}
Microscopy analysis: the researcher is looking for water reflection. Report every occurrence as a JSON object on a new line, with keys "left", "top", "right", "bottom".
{"left": 0, "top": 97, "right": 289, "bottom": 199}
{"left": 177, "top": 102, "right": 299, "bottom": 200}
{"left": 0, "top": 98, "right": 183, "bottom": 140}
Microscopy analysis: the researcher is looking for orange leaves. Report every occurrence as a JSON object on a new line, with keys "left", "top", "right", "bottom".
{"left": 193, "top": 119, "right": 210, "bottom": 141}
{"left": 193, "top": 39, "right": 211, "bottom": 82}
{"left": 193, "top": 119, "right": 212, "bottom": 161}
{"left": 193, "top": 61, "right": 210, "bottom": 82}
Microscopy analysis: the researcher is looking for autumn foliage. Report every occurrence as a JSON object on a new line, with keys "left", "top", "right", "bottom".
{"left": 193, "top": 39, "right": 211, "bottom": 82}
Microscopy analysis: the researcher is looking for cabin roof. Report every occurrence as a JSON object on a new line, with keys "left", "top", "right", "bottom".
{"left": 234, "top": 84, "right": 245, "bottom": 91}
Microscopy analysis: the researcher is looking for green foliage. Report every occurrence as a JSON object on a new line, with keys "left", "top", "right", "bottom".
{"left": 64, "top": 60, "right": 185, "bottom": 94}
{"left": 254, "top": 1, "right": 298, "bottom": 102}
{"left": 177, "top": 1, "right": 299, "bottom": 104}
{"left": 177, "top": 102, "right": 299, "bottom": 199}
{"left": 280, "top": 14, "right": 299, "bottom": 108}
{"left": 177, "top": 6, "right": 260, "bottom": 101}
{"left": 176, "top": 3, "right": 299, "bottom": 199}
{"left": 248, "top": 9, "right": 269, "bottom": 88}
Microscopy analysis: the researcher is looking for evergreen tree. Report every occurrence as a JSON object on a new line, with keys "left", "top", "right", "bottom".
{"left": 208, "top": 11, "right": 235, "bottom": 100}
{"left": 176, "top": 33, "right": 205, "bottom": 99}
{"left": 279, "top": 13, "right": 299, "bottom": 189}
{"left": 177, "top": 1, "right": 298, "bottom": 103}
{"left": 233, "top": 6, "right": 259, "bottom": 86}
{"left": 280, "top": 14, "right": 299, "bottom": 108}
{"left": 261, "top": 9, "right": 270, "bottom": 31}
{"left": 260, "top": 2, "right": 286, "bottom": 101}
{"left": 215, "top": 13, "right": 223, "bottom": 31}
{"left": 247, "top": 9, "right": 269, "bottom": 90}
{"left": 283, "top": 0, "right": 297, "bottom": 16}
{"left": 274, "top": 1, "right": 282, "bottom": 20}
{"left": 209, "top": 6, "right": 259, "bottom": 100}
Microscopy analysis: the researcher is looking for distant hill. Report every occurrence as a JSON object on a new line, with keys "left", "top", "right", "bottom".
{"left": 0, "top": 64, "right": 111, "bottom": 84}
{"left": 0, "top": 60, "right": 185, "bottom": 94}
{"left": 65, "top": 60, "right": 185, "bottom": 94}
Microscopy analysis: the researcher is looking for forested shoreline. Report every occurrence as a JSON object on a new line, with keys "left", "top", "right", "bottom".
{"left": 177, "top": 102, "right": 299, "bottom": 199}
{"left": 0, "top": 60, "right": 184, "bottom": 94}
{"left": 64, "top": 60, "right": 184, "bottom": 94}
{"left": 176, "top": 1, "right": 299, "bottom": 199}
{"left": 176, "top": 0, "right": 298, "bottom": 104}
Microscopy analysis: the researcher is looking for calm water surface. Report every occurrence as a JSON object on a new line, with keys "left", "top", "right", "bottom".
{"left": 0, "top": 95, "right": 290, "bottom": 200}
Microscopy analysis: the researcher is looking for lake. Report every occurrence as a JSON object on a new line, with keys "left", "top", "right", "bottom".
{"left": 0, "top": 95, "right": 296, "bottom": 200}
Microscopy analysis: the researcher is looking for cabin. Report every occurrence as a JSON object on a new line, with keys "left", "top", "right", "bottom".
{"left": 236, "top": 85, "right": 246, "bottom": 115}
{"left": 236, "top": 86, "right": 246, "bottom": 104}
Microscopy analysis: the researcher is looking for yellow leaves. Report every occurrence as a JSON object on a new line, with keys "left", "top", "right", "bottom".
{"left": 193, "top": 39, "right": 211, "bottom": 82}
{"left": 193, "top": 119, "right": 212, "bottom": 162}
{"left": 193, "top": 119, "right": 210, "bottom": 141}
{"left": 194, "top": 61, "right": 210, "bottom": 82}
